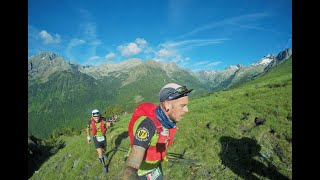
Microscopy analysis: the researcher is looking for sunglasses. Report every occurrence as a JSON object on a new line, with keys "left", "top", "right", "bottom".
{"left": 173, "top": 86, "right": 188, "bottom": 94}
{"left": 92, "top": 112, "right": 100, "bottom": 116}
{"left": 167, "top": 86, "right": 191, "bottom": 100}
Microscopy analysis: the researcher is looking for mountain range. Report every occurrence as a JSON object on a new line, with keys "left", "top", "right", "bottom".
{"left": 28, "top": 48, "right": 292, "bottom": 138}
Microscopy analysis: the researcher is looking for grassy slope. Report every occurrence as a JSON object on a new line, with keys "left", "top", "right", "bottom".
{"left": 165, "top": 57, "right": 292, "bottom": 179}
{"left": 30, "top": 58, "right": 292, "bottom": 179}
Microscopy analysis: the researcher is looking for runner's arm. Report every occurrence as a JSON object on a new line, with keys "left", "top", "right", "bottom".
{"left": 86, "top": 128, "right": 90, "bottom": 137}
{"left": 86, "top": 120, "right": 91, "bottom": 137}
{"left": 122, "top": 145, "right": 146, "bottom": 180}
{"left": 123, "top": 118, "right": 155, "bottom": 179}
{"left": 86, "top": 120, "right": 91, "bottom": 143}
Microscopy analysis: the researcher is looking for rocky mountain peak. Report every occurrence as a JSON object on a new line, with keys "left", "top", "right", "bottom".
{"left": 198, "top": 70, "right": 218, "bottom": 76}
{"left": 225, "top": 65, "right": 240, "bottom": 70}
{"left": 252, "top": 54, "right": 276, "bottom": 66}
{"left": 122, "top": 58, "right": 142, "bottom": 67}
{"left": 30, "top": 52, "right": 59, "bottom": 61}
{"left": 276, "top": 48, "right": 292, "bottom": 61}
{"left": 28, "top": 51, "right": 76, "bottom": 82}
{"left": 236, "top": 64, "right": 243, "bottom": 68}
{"left": 162, "top": 61, "right": 179, "bottom": 71}
{"left": 144, "top": 59, "right": 161, "bottom": 68}
{"left": 265, "top": 53, "right": 275, "bottom": 58}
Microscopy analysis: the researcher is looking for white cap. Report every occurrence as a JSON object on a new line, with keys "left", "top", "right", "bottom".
{"left": 92, "top": 109, "right": 100, "bottom": 115}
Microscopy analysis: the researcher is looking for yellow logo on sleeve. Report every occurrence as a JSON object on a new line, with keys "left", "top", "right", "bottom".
{"left": 137, "top": 129, "right": 147, "bottom": 139}
{"left": 136, "top": 127, "right": 149, "bottom": 141}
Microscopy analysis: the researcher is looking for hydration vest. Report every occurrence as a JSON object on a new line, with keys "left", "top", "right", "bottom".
{"left": 128, "top": 102, "right": 177, "bottom": 162}
{"left": 91, "top": 118, "right": 107, "bottom": 136}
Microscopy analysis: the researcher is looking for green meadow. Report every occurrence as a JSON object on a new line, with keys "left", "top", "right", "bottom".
{"left": 29, "top": 58, "right": 292, "bottom": 179}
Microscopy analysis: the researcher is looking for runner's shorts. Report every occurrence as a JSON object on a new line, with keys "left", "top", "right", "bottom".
{"left": 93, "top": 135, "right": 106, "bottom": 149}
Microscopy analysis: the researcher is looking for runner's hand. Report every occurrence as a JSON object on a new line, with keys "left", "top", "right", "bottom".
{"left": 87, "top": 136, "right": 91, "bottom": 144}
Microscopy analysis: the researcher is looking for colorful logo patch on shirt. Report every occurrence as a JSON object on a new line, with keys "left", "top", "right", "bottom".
{"left": 135, "top": 127, "right": 149, "bottom": 141}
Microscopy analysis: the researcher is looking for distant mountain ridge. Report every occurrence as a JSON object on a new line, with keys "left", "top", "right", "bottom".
{"left": 28, "top": 48, "right": 292, "bottom": 87}
{"left": 196, "top": 48, "right": 291, "bottom": 91}
{"left": 28, "top": 48, "right": 292, "bottom": 138}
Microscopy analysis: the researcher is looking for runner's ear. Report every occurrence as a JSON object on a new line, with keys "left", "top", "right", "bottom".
{"left": 166, "top": 102, "right": 171, "bottom": 111}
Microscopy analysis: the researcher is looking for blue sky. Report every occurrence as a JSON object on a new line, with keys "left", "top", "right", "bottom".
{"left": 28, "top": 0, "right": 292, "bottom": 71}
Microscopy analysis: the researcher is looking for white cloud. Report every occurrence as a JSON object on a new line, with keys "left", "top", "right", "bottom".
{"left": 105, "top": 52, "right": 115, "bottom": 59}
{"left": 151, "top": 39, "right": 228, "bottom": 67}
{"left": 39, "top": 30, "right": 61, "bottom": 44}
{"left": 88, "top": 56, "right": 100, "bottom": 61}
{"left": 174, "top": 56, "right": 191, "bottom": 68}
{"left": 194, "top": 61, "right": 210, "bottom": 66}
{"left": 156, "top": 49, "right": 175, "bottom": 57}
{"left": 65, "top": 38, "right": 86, "bottom": 61}
{"left": 207, "top": 61, "right": 222, "bottom": 67}
{"left": 161, "top": 39, "right": 228, "bottom": 48}
{"left": 184, "top": 60, "right": 222, "bottom": 71}
{"left": 69, "top": 39, "right": 86, "bottom": 46}
{"left": 117, "top": 38, "right": 149, "bottom": 56}
{"left": 117, "top": 42, "right": 141, "bottom": 56}
{"left": 178, "top": 12, "right": 271, "bottom": 38}
{"left": 143, "top": 47, "right": 155, "bottom": 54}
{"left": 135, "top": 38, "right": 147, "bottom": 47}
{"left": 194, "top": 60, "right": 222, "bottom": 67}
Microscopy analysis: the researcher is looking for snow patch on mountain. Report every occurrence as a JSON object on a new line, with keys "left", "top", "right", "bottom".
{"left": 251, "top": 54, "right": 275, "bottom": 66}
